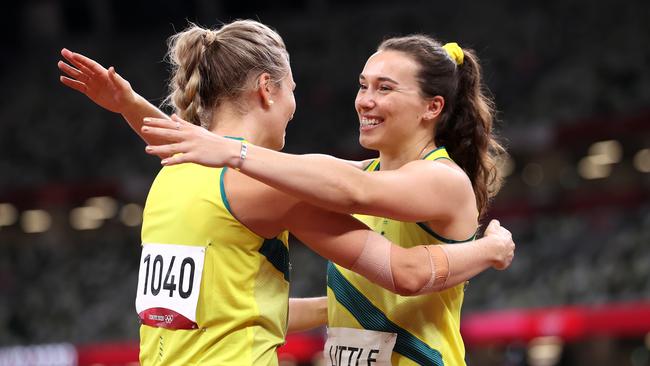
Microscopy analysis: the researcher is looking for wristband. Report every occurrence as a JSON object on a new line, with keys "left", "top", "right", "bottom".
{"left": 236, "top": 140, "right": 248, "bottom": 170}
{"left": 240, "top": 140, "right": 248, "bottom": 161}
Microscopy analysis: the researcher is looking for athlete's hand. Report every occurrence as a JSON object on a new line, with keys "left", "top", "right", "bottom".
{"left": 58, "top": 48, "right": 136, "bottom": 114}
{"left": 483, "top": 219, "right": 515, "bottom": 270}
{"left": 142, "top": 114, "right": 240, "bottom": 167}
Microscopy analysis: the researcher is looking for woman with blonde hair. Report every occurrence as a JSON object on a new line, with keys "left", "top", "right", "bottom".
{"left": 59, "top": 21, "right": 513, "bottom": 365}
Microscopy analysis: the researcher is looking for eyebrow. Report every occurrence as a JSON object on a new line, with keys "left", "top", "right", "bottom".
{"left": 359, "top": 75, "right": 400, "bottom": 84}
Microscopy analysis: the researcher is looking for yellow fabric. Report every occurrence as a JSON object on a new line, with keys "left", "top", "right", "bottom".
{"left": 139, "top": 163, "right": 289, "bottom": 365}
{"left": 442, "top": 42, "right": 464, "bottom": 66}
{"left": 328, "top": 147, "right": 469, "bottom": 366}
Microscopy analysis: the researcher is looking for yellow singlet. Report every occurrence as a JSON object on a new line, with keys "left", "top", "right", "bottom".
{"left": 138, "top": 162, "right": 290, "bottom": 365}
{"left": 327, "top": 147, "right": 474, "bottom": 366}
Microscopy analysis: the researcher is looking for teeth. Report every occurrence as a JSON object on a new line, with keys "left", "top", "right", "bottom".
{"left": 360, "top": 117, "right": 382, "bottom": 127}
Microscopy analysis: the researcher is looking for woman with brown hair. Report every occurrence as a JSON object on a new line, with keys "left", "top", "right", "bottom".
{"left": 138, "top": 35, "right": 506, "bottom": 365}
{"left": 59, "top": 24, "right": 512, "bottom": 365}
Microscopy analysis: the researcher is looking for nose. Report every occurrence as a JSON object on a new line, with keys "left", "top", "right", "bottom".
{"left": 355, "top": 90, "right": 376, "bottom": 111}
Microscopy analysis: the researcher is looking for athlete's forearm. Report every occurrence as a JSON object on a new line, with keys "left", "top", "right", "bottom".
{"left": 357, "top": 234, "right": 503, "bottom": 296}
{"left": 287, "top": 297, "right": 328, "bottom": 333}
{"left": 412, "top": 236, "right": 500, "bottom": 293}
{"left": 237, "top": 144, "right": 372, "bottom": 215}
{"left": 121, "top": 93, "right": 170, "bottom": 145}
{"left": 285, "top": 203, "right": 504, "bottom": 297}
{"left": 438, "top": 236, "right": 500, "bottom": 288}
{"left": 145, "top": 116, "right": 466, "bottom": 222}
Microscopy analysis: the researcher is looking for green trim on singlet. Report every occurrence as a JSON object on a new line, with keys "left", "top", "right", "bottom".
{"left": 220, "top": 136, "right": 290, "bottom": 282}
{"left": 259, "top": 238, "right": 290, "bottom": 282}
{"left": 365, "top": 147, "right": 474, "bottom": 243}
{"left": 220, "top": 136, "right": 244, "bottom": 216}
{"left": 419, "top": 146, "right": 476, "bottom": 243}
{"left": 219, "top": 167, "right": 233, "bottom": 216}
{"left": 422, "top": 146, "right": 447, "bottom": 160}
{"left": 366, "top": 146, "right": 448, "bottom": 172}
{"left": 363, "top": 160, "right": 380, "bottom": 171}
{"left": 327, "top": 262, "right": 444, "bottom": 366}
{"left": 416, "top": 222, "right": 476, "bottom": 244}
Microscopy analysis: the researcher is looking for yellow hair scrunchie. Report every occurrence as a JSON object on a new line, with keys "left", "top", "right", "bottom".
{"left": 442, "top": 42, "right": 464, "bottom": 66}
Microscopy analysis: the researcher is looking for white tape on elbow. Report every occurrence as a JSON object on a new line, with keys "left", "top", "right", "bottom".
{"left": 415, "top": 245, "right": 450, "bottom": 295}
{"left": 350, "top": 231, "right": 396, "bottom": 292}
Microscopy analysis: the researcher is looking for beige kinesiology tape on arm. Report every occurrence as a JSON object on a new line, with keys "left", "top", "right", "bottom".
{"left": 414, "top": 245, "right": 450, "bottom": 295}
{"left": 350, "top": 231, "right": 396, "bottom": 292}
{"left": 350, "top": 232, "right": 451, "bottom": 295}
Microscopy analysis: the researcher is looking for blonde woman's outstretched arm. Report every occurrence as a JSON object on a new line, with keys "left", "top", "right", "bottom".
{"left": 58, "top": 48, "right": 169, "bottom": 145}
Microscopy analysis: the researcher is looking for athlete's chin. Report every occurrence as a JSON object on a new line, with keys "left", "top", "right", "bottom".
{"left": 359, "top": 134, "right": 380, "bottom": 151}
{"left": 275, "top": 136, "right": 286, "bottom": 151}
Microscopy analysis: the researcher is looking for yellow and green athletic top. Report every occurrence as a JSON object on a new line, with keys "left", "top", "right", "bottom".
{"left": 138, "top": 161, "right": 290, "bottom": 366}
{"left": 326, "top": 147, "right": 473, "bottom": 366}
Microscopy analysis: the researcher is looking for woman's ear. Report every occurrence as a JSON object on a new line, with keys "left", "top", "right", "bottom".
{"left": 257, "top": 73, "right": 275, "bottom": 108}
{"left": 423, "top": 96, "right": 445, "bottom": 120}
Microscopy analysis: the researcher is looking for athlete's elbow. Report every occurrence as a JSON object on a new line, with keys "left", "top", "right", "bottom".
{"left": 329, "top": 181, "right": 369, "bottom": 213}
{"left": 392, "top": 277, "right": 423, "bottom": 296}
{"left": 391, "top": 265, "right": 429, "bottom": 296}
{"left": 390, "top": 248, "right": 434, "bottom": 296}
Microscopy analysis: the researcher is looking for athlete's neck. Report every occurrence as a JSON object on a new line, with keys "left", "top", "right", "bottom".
{"left": 379, "top": 136, "right": 436, "bottom": 171}
{"left": 208, "top": 104, "right": 271, "bottom": 148}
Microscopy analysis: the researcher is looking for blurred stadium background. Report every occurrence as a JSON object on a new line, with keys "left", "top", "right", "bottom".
{"left": 1, "top": 0, "right": 649, "bottom": 365}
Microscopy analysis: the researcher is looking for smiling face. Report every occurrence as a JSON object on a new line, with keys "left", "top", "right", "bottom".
{"left": 355, "top": 50, "right": 435, "bottom": 153}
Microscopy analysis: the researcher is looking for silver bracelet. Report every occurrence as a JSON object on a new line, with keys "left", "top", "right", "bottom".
{"left": 239, "top": 140, "right": 248, "bottom": 167}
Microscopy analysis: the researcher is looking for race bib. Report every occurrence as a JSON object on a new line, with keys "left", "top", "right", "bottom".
{"left": 135, "top": 243, "right": 205, "bottom": 329}
{"left": 324, "top": 327, "right": 397, "bottom": 366}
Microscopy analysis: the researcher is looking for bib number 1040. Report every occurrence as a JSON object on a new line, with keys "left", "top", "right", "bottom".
{"left": 142, "top": 254, "right": 195, "bottom": 298}
{"left": 135, "top": 243, "right": 206, "bottom": 329}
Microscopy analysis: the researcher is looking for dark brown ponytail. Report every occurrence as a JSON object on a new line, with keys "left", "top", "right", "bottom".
{"left": 435, "top": 48, "right": 505, "bottom": 217}
{"left": 379, "top": 36, "right": 505, "bottom": 217}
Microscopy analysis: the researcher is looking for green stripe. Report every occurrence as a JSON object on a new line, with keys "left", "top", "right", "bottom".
{"left": 363, "top": 159, "right": 381, "bottom": 172}
{"left": 219, "top": 167, "right": 233, "bottom": 215}
{"left": 362, "top": 161, "right": 374, "bottom": 171}
{"left": 416, "top": 222, "right": 475, "bottom": 244}
{"left": 422, "top": 146, "right": 447, "bottom": 160}
{"left": 260, "top": 238, "right": 290, "bottom": 282}
{"left": 327, "top": 262, "right": 444, "bottom": 366}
